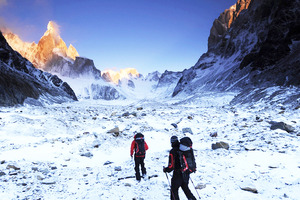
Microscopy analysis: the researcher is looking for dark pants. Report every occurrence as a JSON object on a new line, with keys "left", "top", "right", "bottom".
{"left": 170, "top": 170, "right": 196, "bottom": 200}
{"left": 134, "top": 156, "right": 146, "bottom": 180}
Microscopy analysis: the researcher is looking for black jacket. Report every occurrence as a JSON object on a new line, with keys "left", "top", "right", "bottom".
{"left": 165, "top": 142, "right": 181, "bottom": 173}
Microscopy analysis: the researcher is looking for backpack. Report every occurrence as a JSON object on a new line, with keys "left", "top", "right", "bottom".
{"left": 178, "top": 137, "right": 196, "bottom": 173}
{"left": 135, "top": 133, "right": 145, "bottom": 156}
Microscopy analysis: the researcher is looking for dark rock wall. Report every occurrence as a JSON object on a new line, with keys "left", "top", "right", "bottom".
{"left": 0, "top": 31, "right": 77, "bottom": 107}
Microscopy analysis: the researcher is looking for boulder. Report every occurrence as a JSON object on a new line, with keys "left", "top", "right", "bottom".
{"left": 269, "top": 121, "right": 295, "bottom": 133}
{"left": 212, "top": 141, "right": 229, "bottom": 150}
{"left": 182, "top": 128, "right": 193, "bottom": 135}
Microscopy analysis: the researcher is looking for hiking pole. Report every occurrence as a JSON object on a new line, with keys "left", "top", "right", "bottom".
{"left": 165, "top": 172, "right": 176, "bottom": 200}
{"left": 190, "top": 176, "right": 201, "bottom": 199}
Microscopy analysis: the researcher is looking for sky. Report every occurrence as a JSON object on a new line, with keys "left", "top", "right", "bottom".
{"left": 0, "top": 0, "right": 237, "bottom": 75}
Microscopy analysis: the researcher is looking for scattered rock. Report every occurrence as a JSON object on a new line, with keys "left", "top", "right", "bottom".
{"left": 269, "top": 121, "right": 295, "bottom": 133}
{"left": 93, "top": 140, "right": 101, "bottom": 148}
{"left": 122, "top": 112, "right": 130, "bottom": 117}
{"left": 41, "top": 181, "right": 56, "bottom": 185}
{"left": 240, "top": 187, "right": 258, "bottom": 194}
{"left": 125, "top": 183, "right": 132, "bottom": 187}
{"left": 0, "top": 171, "right": 6, "bottom": 176}
{"left": 31, "top": 167, "right": 38, "bottom": 171}
{"left": 255, "top": 116, "right": 263, "bottom": 122}
{"left": 107, "top": 127, "right": 120, "bottom": 137}
{"left": 187, "top": 116, "right": 193, "bottom": 120}
{"left": 37, "top": 175, "right": 45, "bottom": 180}
{"left": 110, "top": 112, "right": 117, "bottom": 117}
{"left": 210, "top": 132, "right": 218, "bottom": 137}
{"left": 80, "top": 152, "right": 93, "bottom": 158}
{"left": 141, "top": 113, "right": 147, "bottom": 116}
{"left": 212, "top": 141, "right": 229, "bottom": 150}
{"left": 137, "top": 107, "right": 143, "bottom": 111}
{"left": 244, "top": 145, "right": 256, "bottom": 151}
{"left": 182, "top": 128, "right": 193, "bottom": 135}
{"left": 1, "top": 160, "right": 5, "bottom": 164}
{"left": 171, "top": 123, "right": 178, "bottom": 128}
{"left": 114, "top": 166, "right": 122, "bottom": 171}
{"left": 9, "top": 172, "right": 18, "bottom": 176}
{"left": 83, "top": 132, "right": 90, "bottom": 135}
{"left": 195, "top": 183, "right": 206, "bottom": 190}
{"left": 6, "top": 164, "right": 20, "bottom": 170}
{"left": 104, "top": 161, "right": 113, "bottom": 165}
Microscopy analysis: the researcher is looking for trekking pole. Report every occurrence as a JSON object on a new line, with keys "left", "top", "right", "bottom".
{"left": 165, "top": 172, "right": 176, "bottom": 200}
{"left": 190, "top": 176, "right": 201, "bottom": 199}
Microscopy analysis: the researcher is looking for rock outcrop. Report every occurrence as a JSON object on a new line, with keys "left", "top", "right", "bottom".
{"left": 173, "top": 0, "right": 300, "bottom": 99}
{"left": 208, "top": 0, "right": 251, "bottom": 51}
{"left": 0, "top": 31, "right": 77, "bottom": 107}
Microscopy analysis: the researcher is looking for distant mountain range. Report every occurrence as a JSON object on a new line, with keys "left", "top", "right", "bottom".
{"left": 1, "top": 0, "right": 300, "bottom": 106}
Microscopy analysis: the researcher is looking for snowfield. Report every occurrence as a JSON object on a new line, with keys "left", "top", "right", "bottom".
{"left": 0, "top": 92, "right": 300, "bottom": 200}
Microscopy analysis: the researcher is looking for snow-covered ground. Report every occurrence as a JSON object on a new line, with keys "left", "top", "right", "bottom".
{"left": 0, "top": 92, "right": 300, "bottom": 200}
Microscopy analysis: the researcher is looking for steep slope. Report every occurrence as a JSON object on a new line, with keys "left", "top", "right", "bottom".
{"left": 0, "top": 31, "right": 77, "bottom": 107}
{"left": 173, "top": 0, "right": 300, "bottom": 100}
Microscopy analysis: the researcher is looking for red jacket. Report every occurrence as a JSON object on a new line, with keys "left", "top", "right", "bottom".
{"left": 130, "top": 140, "right": 149, "bottom": 157}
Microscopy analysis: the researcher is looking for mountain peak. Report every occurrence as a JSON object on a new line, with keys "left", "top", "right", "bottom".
{"left": 3, "top": 21, "right": 79, "bottom": 68}
{"left": 44, "top": 21, "right": 61, "bottom": 43}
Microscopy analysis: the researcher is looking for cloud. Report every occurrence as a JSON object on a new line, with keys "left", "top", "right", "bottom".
{"left": 0, "top": 0, "right": 7, "bottom": 8}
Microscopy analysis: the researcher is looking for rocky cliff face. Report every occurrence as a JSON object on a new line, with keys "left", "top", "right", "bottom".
{"left": 173, "top": 0, "right": 300, "bottom": 98}
{"left": 2, "top": 21, "right": 121, "bottom": 100}
{"left": 208, "top": 0, "right": 251, "bottom": 52}
{"left": 3, "top": 21, "right": 101, "bottom": 80}
{"left": 0, "top": 31, "right": 77, "bottom": 107}
{"left": 4, "top": 21, "right": 79, "bottom": 69}
{"left": 44, "top": 54, "right": 102, "bottom": 79}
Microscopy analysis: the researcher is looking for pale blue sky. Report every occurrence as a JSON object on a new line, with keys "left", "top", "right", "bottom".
{"left": 0, "top": 0, "right": 237, "bottom": 75}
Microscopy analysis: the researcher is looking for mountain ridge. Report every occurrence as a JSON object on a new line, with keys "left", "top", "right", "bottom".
{"left": 0, "top": 31, "right": 77, "bottom": 107}
{"left": 171, "top": 0, "right": 300, "bottom": 102}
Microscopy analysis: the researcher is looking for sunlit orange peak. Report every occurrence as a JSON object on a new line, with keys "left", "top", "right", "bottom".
{"left": 102, "top": 68, "right": 139, "bottom": 84}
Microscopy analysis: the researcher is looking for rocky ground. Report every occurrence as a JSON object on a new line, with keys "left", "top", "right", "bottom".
{"left": 0, "top": 93, "right": 300, "bottom": 199}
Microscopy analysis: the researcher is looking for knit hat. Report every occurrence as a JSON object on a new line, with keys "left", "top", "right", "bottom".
{"left": 170, "top": 136, "right": 178, "bottom": 144}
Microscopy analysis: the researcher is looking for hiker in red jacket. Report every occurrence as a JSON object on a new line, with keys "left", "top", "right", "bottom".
{"left": 130, "top": 133, "right": 149, "bottom": 181}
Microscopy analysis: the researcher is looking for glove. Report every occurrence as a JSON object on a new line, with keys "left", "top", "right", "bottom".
{"left": 163, "top": 167, "right": 167, "bottom": 173}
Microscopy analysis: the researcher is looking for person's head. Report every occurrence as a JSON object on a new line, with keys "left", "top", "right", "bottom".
{"left": 170, "top": 136, "right": 179, "bottom": 147}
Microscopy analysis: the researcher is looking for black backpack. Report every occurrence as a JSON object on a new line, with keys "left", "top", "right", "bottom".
{"left": 135, "top": 133, "right": 145, "bottom": 156}
{"left": 178, "top": 137, "right": 196, "bottom": 173}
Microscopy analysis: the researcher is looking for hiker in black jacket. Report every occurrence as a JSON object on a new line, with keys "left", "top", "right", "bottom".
{"left": 163, "top": 136, "right": 196, "bottom": 200}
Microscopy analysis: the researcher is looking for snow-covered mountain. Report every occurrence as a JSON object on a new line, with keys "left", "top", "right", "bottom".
{"left": 172, "top": 0, "right": 300, "bottom": 104}
{"left": 4, "top": 21, "right": 79, "bottom": 69}
{"left": 0, "top": 31, "right": 77, "bottom": 106}
{"left": 3, "top": 21, "right": 103, "bottom": 81}
{"left": 3, "top": 21, "right": 135, "bottom": 100}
